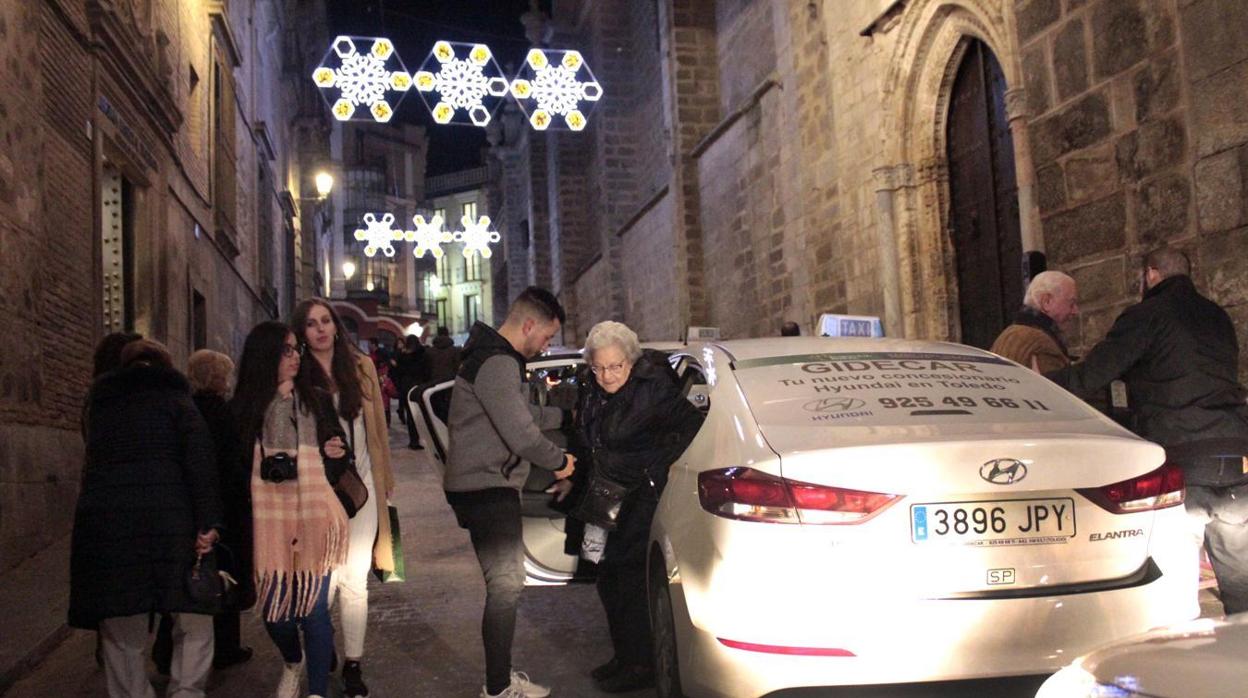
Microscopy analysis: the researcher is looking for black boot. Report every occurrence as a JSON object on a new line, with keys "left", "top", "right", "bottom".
{"left": 597, "top": 664, "right": 654, "bottom": 693}
{"left": 343, "top": 660, "right": 370, "bottom": 697}
{"left": 591, "top": 657, "right": 621, "bottom": 682}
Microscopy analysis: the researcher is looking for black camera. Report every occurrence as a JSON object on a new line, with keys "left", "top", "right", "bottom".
{"left": 260, "top": 451, "right": 298, "bottom": 483}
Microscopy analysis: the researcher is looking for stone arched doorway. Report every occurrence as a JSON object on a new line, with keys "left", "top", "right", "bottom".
{"left": 945, "top": 38, "right": 1022, "bottom": 349}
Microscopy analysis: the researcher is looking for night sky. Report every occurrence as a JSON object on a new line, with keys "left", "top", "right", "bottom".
{"left": 325, "top": 0, "right": 547, "bottom": 176}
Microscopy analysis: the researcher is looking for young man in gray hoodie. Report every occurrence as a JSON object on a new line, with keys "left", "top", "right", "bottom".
{"left": 444, "top": 286, "right": 576, "bottom": 698}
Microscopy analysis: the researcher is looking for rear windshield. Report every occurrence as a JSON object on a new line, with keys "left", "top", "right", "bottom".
{"left": 732, "top": 352, "right": 1091, "bottom": 427}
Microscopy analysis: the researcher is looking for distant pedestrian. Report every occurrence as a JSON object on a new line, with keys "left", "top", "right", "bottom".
{"left": 1046, "top": 248, "right": 1248, "bottom": 614}
{"left": 780, "top": 321, "right": 800, "bottom": 336}
{"left": 444, "top": 287, "right": 576, "bottom": 698}
{"left": 232, "top": 321, "right": 348, "bottom": 698}
{"left": 294, "top": 299, "right": 397, "bottom": 697}
{"left": 550, "top": 321, "right": 703, "bottom": 693}
{"left": 187, "top": 349, "right": 255, "bottom": 669}
{"left": 426, "top": 325, "right": 462, "bottom": 422}
{"left": 394, "top": 334, "right": 430, "bottom": 450}
{"left": 991, "top": 271, "right": 1078, "bottom": 373}
{"left": 70, "top": 339, "right": 223, "bottom": 698}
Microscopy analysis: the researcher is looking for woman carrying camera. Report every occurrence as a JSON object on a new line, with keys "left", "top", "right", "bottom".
{"left": 292, "top": 299, "right": 396, "bottom": 697}
{"left": 232, "top": 322, "right": 349, "bottom": 698}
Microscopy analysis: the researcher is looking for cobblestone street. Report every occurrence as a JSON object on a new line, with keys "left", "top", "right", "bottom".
{"left": 4, "top": 419, "right": 1226, "bottom": 697}
{"left": 5, "top": 424, "right": 645, "bottom": 698}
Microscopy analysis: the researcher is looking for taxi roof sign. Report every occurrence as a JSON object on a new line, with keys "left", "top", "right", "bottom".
{"left": 817, "top": 314, "right": 884, "bottom": 338}
{"left": 686, "top": 326, "right": 720, "bottom": 343}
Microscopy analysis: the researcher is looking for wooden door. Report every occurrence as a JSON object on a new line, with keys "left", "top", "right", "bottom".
{"left": 946, "top": 39, "right": 1023, "bottom": 349}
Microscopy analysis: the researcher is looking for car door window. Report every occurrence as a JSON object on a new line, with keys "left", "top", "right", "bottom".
{"left": 676, "top": 355, "right": 711, "bottom": 413}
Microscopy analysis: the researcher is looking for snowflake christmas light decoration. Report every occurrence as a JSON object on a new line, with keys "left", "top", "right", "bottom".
{"left": 312, "top": 36, "right": 412, "bottom": 122}
{"left": 509, "top": 49, "right": 603, "bottom": 131}
{"left": 353, "top": 213, "right": 402, "bottom": 257}
{"left": 414, "top": 41, "right": 510, "bottom": 127}
{"left": 354, "top": 212, "right": 500, "bottom": 259}
{"left": 404, "top": 213, "right": 454, "bottom": 259}
{"left": 454, "top": 215, "right": 502, "bottom": 258}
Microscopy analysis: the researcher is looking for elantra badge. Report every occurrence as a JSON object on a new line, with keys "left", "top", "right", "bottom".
{"left": 980, "top": 458, "right": 1028, "bottom": 485}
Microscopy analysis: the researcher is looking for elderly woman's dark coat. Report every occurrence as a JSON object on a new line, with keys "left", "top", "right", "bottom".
{"left": 565, "top": 349, "right": 703, "bottom": 680}
{"left": 194, "top": 391, "right": 255, "bottom": 610}
{"left": 69, "top": 363, "right": 223, "bottom": 629}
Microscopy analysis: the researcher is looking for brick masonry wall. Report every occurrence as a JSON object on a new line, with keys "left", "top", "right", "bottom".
{"left": 0, "top": 1, "right": 94, "bottom": 571}
{"left": 1020, "top": 0, "right": 1248, "bottom": 381}
{"left": 619, "top": 196, "right": 682, "bottom": 341}
{"left": 0, "top": 0, "right": 314, "bottom": 573}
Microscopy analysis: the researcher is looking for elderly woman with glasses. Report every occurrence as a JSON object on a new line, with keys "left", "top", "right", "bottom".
{"left": 550, "top": 320, "right": 703, "bottom": 693}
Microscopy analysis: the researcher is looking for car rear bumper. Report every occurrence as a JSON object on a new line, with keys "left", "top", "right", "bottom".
{"left": 672, "top": 557, "right": 1199, "bottom": 698}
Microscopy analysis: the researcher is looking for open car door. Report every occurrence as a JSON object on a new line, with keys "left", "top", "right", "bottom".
{"left": 517, "top": 355, "right": 587, "bottom": 585}
{"left": 410, "top": 354, "right": 590, "bottom": 586}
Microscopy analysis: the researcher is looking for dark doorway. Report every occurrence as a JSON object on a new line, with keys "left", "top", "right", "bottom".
{"left": 945, "top": 39, "right": 1022, "bottom": 349}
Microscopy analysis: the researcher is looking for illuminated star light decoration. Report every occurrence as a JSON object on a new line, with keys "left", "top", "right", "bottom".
{"left": 405, "top": 213, "right": 454, "bottom": 259}
{"left": 413, "top": 41, "right": 510, "bottom": 127}
{"left": 312, "top": 36, "right": 413, "bottom": 122}
{"left": 509, "top": 49, "right": 603, "bottom": 131}
{"left": 353, "top": 213, "right": 403, "bottom": 257}
{"left": 454, "top": 215, "right": 501, "bottom": 258}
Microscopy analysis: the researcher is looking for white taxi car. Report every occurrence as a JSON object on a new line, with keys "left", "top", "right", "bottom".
{"left": 413, "top": 337, "right": 1201, "bottom": 696}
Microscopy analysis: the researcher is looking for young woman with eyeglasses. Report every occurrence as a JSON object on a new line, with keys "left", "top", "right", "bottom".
{"left": 231, "top": 321, "right": 349, "bottom": 698}
{"left": 291, "top": 299, "right": 396, "bottom": 698}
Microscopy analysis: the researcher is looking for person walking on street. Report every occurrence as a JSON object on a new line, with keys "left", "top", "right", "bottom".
{"left": 232, "top": 321, "right": 350, "bottom": 698}
{"left": 991, "top": 271, "right": 1079, "bottom": 373}
{"left": 293, "top": 299, "right": 397, "bottom": 697}
{"left": 70, "top": 340, "right": 223, "bottom": 698}
{"left": 425, "top": 326, "right": 462, "bottom": 423}
{"left": 1046, "top": 248, "right": 1248, "bottom": 614}
{"left": 187, "top": 349, "right": 255, "bottom": 669}
{"left": 394, "top": 334, "right": 430, "bottom": 450}
{"left": 549, "top": 321, "right": 703, "bottom": 693}
{"left": 444, "top": 287, "right": 577, "bottom": 698}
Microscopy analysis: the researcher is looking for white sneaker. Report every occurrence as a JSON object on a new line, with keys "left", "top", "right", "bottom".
{"left": 479, "top": 671, "right": 551, "bottom": 698}
{"left": 275, "top": 660, "right": 304, "bottom": 698}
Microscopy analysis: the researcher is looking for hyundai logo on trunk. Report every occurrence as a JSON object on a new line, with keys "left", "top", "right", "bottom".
{"left": 980, "top": 458, "right": 1028, "bottom": 484}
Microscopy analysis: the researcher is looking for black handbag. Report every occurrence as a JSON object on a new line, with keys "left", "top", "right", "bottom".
{"left": 316, "top": 399, "right": 369, "bottom": 519}
{"left": 570, "top": 469, "right": 634, "bottom": 531}
{"left": 185, "top": 549, "right": 235, "bottom": 613}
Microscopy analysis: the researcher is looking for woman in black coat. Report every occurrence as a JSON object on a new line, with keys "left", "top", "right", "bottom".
{"left": 188, "top": 349, "right": 255, "bottom": 667}
{"left": 552, "top": 321, "right": 703, "bottom": 693}
{"left": 69, "top": 340, "right": 223, "bottom": 697}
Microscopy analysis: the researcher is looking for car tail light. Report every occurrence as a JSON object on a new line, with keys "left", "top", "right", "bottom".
{"left": 697, "top": 467, "right": 899, "bottom": 524}
{"left": 1078, "top": 462, "right": 1184, "bottom": 514}
{"left": 717, "top": 637, "right": 855, "bottom": 657}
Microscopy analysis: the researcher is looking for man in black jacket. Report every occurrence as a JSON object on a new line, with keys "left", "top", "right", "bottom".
{"left": 1047, "top": 248, "right": 1248, "bottom": 614}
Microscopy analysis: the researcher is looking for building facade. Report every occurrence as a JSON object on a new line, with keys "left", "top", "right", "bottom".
{"left": 488, "top": 0, "right": 1248, "bottom": 383}
{"left": 0, "top": 0, "right": 329, "bottom": 573}
{"left": 426, "top": 166, "right": 495, "bottom": 340}
{"left": 319, "top": 121, "right": 430, "bottom": 349}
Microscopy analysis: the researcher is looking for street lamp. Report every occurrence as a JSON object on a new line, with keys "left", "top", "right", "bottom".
{"left": 314, "top": 171, "right": 334, "bottom": 198}
{"left": 342, "top": 260, "right": 356, "bottom": 279}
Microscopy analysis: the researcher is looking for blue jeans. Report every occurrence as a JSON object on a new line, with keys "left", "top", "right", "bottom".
{"left": 263, "top": 575, "right": 334, "bottom": 696}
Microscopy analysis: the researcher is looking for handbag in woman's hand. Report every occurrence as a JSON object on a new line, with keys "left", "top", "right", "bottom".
{"left": 570, "top": 470, "right": 633, "bottom": 531}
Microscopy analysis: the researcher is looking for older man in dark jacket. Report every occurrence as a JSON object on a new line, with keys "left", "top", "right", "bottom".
{"left": 1047, "top": 248, "right": 1248, "bottom": 614}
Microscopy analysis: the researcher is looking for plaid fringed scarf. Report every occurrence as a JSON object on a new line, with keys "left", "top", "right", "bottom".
{"left": 251, "top": 397, "right": 348, "bottom": 622}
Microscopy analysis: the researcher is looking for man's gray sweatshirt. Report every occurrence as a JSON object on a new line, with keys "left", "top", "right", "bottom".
{"left": 444, "top": 322, "right": 565, "bottom": 495}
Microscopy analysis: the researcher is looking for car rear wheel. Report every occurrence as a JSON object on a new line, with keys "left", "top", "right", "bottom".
{"left": 651, "top": 575, "right": 685, "bottom": 698}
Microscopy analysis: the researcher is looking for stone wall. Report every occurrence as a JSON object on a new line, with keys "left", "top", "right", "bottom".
{"left": 494, "top": 0, "right": 1248, "bottom": 378}
{"left": 1020, "top": 0, "right": 1248, "bottom": 381}
{"left": 0, "top": 0, "right": 318, "bottom": 574}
